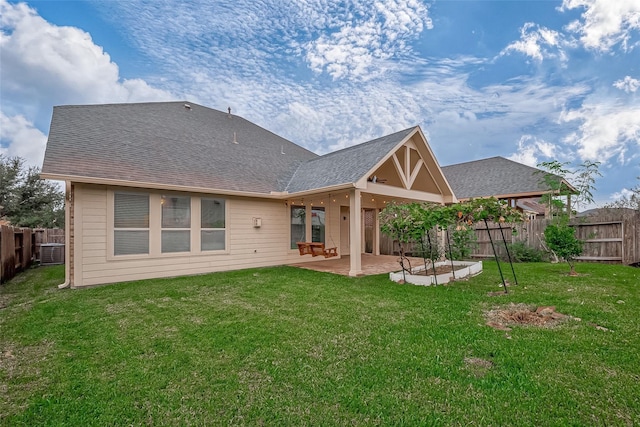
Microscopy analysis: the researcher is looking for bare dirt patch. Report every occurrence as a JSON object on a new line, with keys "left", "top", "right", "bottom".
{"left": 463, "top": 357, "right": 494, "bottom": 377}
{"left": 409, "top": 264, "right": 468, "bottom": 276}
{"left": 484, "top": 303, "right": 575, "bottom": 331}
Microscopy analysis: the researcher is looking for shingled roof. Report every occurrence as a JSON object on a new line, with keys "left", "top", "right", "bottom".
{"left": 43, "top": 102, "right": 436, "bottom": 197}
{"left": 285, "top": 127, "right": 417, "bottom": 193}
{"left": 42, "top": 102, "right": 318, "bottom": 194}
{"left": 441, "top": 156, "right": 571, "bottom": 200}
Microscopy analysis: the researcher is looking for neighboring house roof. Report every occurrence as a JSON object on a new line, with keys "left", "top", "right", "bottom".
{"left": 285, "top": 127, "right": 417, "bottom": 193}
{"left": 441, "top": 156, "right": 574, "bottom": 200}
{"left": 42, "top": 102, "right": 318, "bottom": 194}
{"left": 517, "top": 198, "right": 546, "bottom": 215}
{"left": 577, "top": 207, "right": 638, "bottom": 217}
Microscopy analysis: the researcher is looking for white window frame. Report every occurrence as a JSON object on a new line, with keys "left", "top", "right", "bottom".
{"left": 200, "top": 197, "right": 226, "bottom": 252}
{"left": 107, "top": 188, "right": 229, "bottom": 260}
{"left": 161, "top": 194, "right": 192, "bottom": 254}
{"left": 111, "top": 191, "right": 150, "bottom": 258}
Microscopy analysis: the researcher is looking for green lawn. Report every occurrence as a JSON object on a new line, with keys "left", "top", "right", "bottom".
{"left": 1, "top": 261, "right": 639, "bottom": 426}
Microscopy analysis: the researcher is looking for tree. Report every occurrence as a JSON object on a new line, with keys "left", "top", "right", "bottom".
{"left": 0, "top": 155, "right": 64, "bottom": 228}
{"left": 537, "top": 160, "right": 601, "bottom": 215}
{"left": 544, "top": 219, "right": 583, "bottom": 276}
{"left": 572, "top": 160, "right": 602, "bottom": 211}
{"left": 536, "top": 160, "right": 573, "bottom": 217}
{"left": 536, "top": 159, "right": 598, "bottom": 275}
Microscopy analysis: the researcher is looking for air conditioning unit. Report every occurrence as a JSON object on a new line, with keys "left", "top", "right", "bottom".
{"left": 40, "top": 243, "right": 65, "bottom": 265}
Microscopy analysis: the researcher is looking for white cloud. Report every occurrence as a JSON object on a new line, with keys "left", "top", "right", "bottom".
{"left": 613, "top": 75, "right": 640, "bottom": 92}
{"left": 1, "top": 0, "right": 634, "bottom": 200}
{"left": 501, "top": 22, "right": 568, "bottom": 62}
{"left": 560, "top": 103, "right": 640, "bottom": 164}
{"left": 508, "top": 135, "right": 559, "bottom": 167}
{"left": 0, "top": 0, "right": 174, "bottom": 115}
{"left": 303, "top": 0, "right": 432, "bottom": 80}
{"left": 610, "top": 187, "right": 636, "bottom": 201}
{"left": 0, "top": 0, "right": 175, "bottom": 167}
{"left": 92, "top": 0, "right": 595, "bottom": 168}
{"left": 561, "top": 0, "right": 640, "bottom": 52}
{"left": 0, "top": 112, "right": 47, "bottom": 167}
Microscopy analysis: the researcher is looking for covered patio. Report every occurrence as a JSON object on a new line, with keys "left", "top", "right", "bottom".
{"left": 289, "top": 254, "right": 427, "bottom": 276}
{"left": 284, "top": 127, "right": 456, "bottom": 277}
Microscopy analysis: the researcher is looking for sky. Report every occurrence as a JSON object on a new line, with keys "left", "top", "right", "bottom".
{"left": 1, "top": 0, "right": 639, "bottom": 209}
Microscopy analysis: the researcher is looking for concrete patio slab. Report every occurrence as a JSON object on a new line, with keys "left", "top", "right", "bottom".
{"left": 288, "top": 254, "right": 428, "bottom": 276}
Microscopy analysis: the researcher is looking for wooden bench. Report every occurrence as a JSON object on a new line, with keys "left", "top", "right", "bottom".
{"left": 296, "top": 242, "right": 338, "bottom": 258}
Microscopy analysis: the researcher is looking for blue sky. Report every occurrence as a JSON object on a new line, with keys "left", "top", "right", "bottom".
{"left": 1, "top": 0, "right": 639, "bottom": 208}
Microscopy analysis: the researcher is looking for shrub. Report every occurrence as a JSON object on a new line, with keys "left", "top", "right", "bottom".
{"left": 448, "top": 226, "right": 478, "bottom": 260}
{"left": 505, "top": 242, "right": 546, "bottom": 263}
{"left": 544, "top": 223, "right": 583, "bottom": 275}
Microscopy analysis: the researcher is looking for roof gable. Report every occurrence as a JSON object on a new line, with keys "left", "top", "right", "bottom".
{"left": 360, "top": 127, "right": 455, "bottom": 200}
{"left": 284, "top": 127, "right": 417, "bottom": 193}
{"left": 285, "top": 126, "right": 456, "bottom": 203}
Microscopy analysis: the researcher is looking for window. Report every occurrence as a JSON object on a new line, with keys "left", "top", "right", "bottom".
{"left": 290, "top": 206, "right": 306, "bottom": 249}
{"left": 161, "top": 195, "right": 191, "bottom": 253}
{"left": 114, "top": 192, "right": 149, "bottom": 255}
{"left": 112, "top": 192, "right": 227, "bottom": 257}
{"left": 201, "top": 198, "right": 225, "bottom": 251}
{"left": 311, "top": 207, "right": 325, "bottom": 243}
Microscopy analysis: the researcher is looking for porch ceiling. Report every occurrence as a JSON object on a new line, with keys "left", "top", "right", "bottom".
{"left": 286, "top": 189, "right": 444, "bottom": 210}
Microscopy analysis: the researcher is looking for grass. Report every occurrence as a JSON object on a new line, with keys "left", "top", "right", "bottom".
{"left": 1, "top": 261, "right": 639, "bottom": 426}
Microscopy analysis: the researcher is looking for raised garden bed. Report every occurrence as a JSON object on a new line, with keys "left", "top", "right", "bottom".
{"left": 389, "top": 260, "right": 483, "bottom": 286}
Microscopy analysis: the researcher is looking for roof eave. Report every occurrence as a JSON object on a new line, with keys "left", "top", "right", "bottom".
{"left": 455, "top": 189, "right": 570, "bottom": 201}
{"left": 40, "top": 173, "right": 289, "bottom": 199}
{"left": 284, "top": 182, "right": 357, "bottom": 198}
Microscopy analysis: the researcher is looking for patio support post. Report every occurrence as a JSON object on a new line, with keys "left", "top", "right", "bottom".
{"left": 374, "top": 208, "right": 381, "bottom": 256}
{"left": 349, "top": 189, "right": 363, "bottom": 276}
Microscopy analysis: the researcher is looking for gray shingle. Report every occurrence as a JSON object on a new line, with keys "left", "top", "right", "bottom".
{"left": 285, "top": 127, "right": 417, "bottom": 193}
{"left": 43, "top": 102, "right": 419, "bottom": 196}
{"left": 43, "top": 101, "right": 318, "bottom": 194}
{"left": 441, "top": 156, "right": 561, "bottom": 199}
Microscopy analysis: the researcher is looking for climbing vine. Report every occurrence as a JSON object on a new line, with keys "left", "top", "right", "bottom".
{"left": 380, "top": 198, "right": 526, "bottom": 290}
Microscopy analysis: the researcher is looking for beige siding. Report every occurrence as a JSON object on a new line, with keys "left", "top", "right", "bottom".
{"left": 72, "top": 184, "right": 343, "bottom": 287}
{"left": 325, "top": 201, "right": 341, "bottom": 250}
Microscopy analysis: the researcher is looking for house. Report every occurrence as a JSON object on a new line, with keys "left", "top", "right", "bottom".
{"left": 41, "top": 101, "right": 456, "bottom": 288}
{"left": 441, "top": 156, "right": 577, "bottom": 217}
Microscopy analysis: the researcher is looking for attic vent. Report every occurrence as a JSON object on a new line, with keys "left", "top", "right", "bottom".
{"left": 184, "top": 103, "right": 191, "bottom": 110}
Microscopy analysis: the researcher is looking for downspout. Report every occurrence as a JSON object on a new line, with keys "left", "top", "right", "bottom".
{"left": 58, "top": 181, "right": 71, "bottom": 289}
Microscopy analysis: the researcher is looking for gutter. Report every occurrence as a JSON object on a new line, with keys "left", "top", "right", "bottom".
{"left": 57, "top": 180, "right": 72, "bottom": 289}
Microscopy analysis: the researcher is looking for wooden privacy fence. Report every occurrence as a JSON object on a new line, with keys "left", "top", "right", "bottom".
{"left": 0, "top": 226, "right": 65, "bottom": 284}
{"left": 379, "top": 209, "right": 639, "bottom": 265}
{"left": 470, "top": 210, "right": 639, "bottom": 265}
